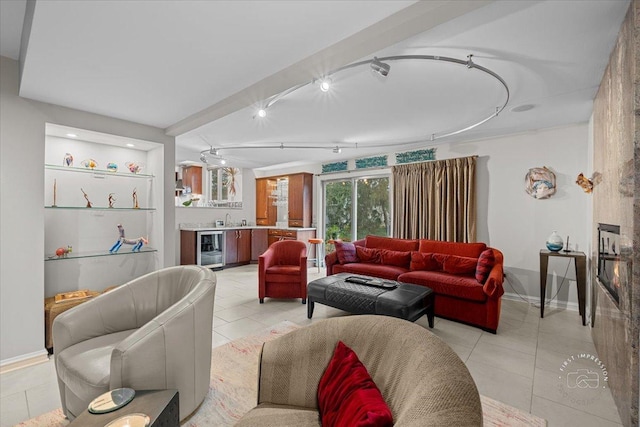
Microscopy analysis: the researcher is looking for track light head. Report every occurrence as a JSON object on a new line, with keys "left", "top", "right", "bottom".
{"left": 370, "top": 56, "right": 390, "bottom": 77}
{"left": 209, "top": 147, "right": 218, "bottom": 155}
{"left": 319, "top": 77, "right": 331, "bottom": 92}
{"left": 199, "top": 153, "right": 208, "bottom": 163}
{"left": 332, "top": 146, "right": 342, "bottom": 154}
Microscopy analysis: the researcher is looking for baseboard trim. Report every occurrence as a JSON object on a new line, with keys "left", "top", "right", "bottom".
{"left": 502, "top": 292, "right": 580, "bottom": 312}
{"left": 0, "top": 350, "right": 49, "bottom": 374}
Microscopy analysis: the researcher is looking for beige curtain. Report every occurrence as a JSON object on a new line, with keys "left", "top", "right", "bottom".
{"left": 392, "top": 156, "right": 476, "bottom": 242}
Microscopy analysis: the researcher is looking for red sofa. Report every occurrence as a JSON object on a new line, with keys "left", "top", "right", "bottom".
{"left": 324, "top": 235, "right": 504, "bottom": 333}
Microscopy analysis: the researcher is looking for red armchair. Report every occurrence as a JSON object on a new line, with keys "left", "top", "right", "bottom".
{"left": 259, "top": 240, "right": 308, "bottom": 304}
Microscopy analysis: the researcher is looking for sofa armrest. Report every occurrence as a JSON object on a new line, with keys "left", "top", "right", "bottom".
{"left": 324, "top": 251, "right": 339, "bottom": 276}
{"left": 52, "top": 286, "right": 138, "bottom": 355}
{"left": 483, "top": 249, "right": 504, "bottom": 299}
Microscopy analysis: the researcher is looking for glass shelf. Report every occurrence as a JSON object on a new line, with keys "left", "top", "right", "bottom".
{"left": 45, "top": 247, "right": 157, "bottom": 261}
{"left": 45, "top": 164, "right": 154, "bottom": 178}
{"left": 45, "top": 206, "right": 155, "bottom": 211}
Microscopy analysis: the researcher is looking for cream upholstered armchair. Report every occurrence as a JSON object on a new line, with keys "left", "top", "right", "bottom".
{"left": 52, "top": 265, "right": 216, "bottom": 421}
{"left": 237, "top": 315, "right": 482, "bottom": 426}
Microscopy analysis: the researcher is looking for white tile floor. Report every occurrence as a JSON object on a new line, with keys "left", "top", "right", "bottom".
{"left": 0, "top": 264, "right": 623, "bottom": 426}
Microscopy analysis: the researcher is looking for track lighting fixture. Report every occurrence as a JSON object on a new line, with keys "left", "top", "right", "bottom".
{"left": 199, "top": 153, "right": 208, "bottom": 163}
{"left": 332, "top": 146, "right": 342, "bottom": 154}
{"left": 319, "top": 77, "right": 332, "bottom": 92}
{"left": 370, "top": 56, "right": 390, "bottom": 77}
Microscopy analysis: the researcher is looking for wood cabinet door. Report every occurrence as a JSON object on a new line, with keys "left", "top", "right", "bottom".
{"left": 225, "top": 230, "right": 238, "bottom": 264}
{"left": 251, "top": 229, "right": 269, "bottom": 261}
{"left": 237, "top": 229, "right": 252, "bottom": 263}
{"left": 180, "top": 230, "right": 197, "bottom": 265}
{"left": 288, "top": 173, "right": 312, "bottom": 227}
{"left": 256, "top": 178, "right": 277, "bottom": 225}
{"left": 182, "top": 166, "right": 203, "bottom": 195}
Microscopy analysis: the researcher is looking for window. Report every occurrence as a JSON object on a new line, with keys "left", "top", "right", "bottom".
{"left": 323, "top": 175, "right": 390, "bottom": 246}
{"left": 209, "top": 168, "right": 230, "bottom": 201}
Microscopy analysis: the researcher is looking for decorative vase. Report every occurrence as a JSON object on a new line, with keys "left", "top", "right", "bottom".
{"left": 546, "top": 231, "right": 564, "bottom": 252}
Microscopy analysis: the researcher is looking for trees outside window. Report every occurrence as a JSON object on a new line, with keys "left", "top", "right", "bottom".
{"left": 324, "top": 176, "right": 390, "bottom": 251}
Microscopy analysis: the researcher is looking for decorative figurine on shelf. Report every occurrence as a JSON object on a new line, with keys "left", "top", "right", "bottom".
{"left": 126, "top": 162, "right": 143, "bottom": 174}
{"left": 106, "top": 162, "right": 118, "bottom": 173}
{"left": 108, "top": 193, "right": 116, "bottom": 208}
{"left": 81, "top": 188, "right": 92, "bottom": 208}
{"left": 52, "top": 179, "right": 57, "bottom": 207}
{"left": 63, "top": 153, "right": 73, "bottom": 167}
{"left": 55, "top": 245, "right": 72, "bottom": 258}
{"left": 109, "top": 224, "right": 148, "bottom": 253}
{"left": 81, "top": 159, "right": 98, "bottom": 169}
{"left": 132, "top": 188, "right": 139, "bottom": 209}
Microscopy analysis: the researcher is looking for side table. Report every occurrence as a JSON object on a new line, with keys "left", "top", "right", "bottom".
{"left": 539, "top": 249, "right": 587, "bottom": 325}
{"left": 69, "top": 389, "right": 179, "bottom": 427}
{"left": 44, "top": 291, "right": 100, "bottom": 352}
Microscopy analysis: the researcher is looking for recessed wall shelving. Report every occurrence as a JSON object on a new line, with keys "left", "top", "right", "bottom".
{"left": 45, "top": 247, "right": 157, "bottom": 262}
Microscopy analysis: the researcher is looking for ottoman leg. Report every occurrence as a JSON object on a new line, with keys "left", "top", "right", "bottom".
{"left": 426, "top": 295, "right": 435, "bottom": 328}
{"left": 307, "top": 300, "right": 315, "bottom": 319}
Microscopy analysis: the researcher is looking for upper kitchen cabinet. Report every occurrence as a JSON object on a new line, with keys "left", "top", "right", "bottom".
{"left": 255, "top": 173, "right": 312, "bottom": 228}
{"left": 288, "top": 173, "right": 313, "bottom": 228}
{"left": 182, "top": 165, "right": 202, "bottom": 195}
{"left": 256, "top": 177, "right": 277, "bottom": 226}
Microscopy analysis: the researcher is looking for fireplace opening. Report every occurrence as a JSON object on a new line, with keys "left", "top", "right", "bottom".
{"left": 597, "top": 223, "right": 621, "bottom": 304}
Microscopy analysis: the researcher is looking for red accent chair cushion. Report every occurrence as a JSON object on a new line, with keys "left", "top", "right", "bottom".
{"left": 318, "top": 341, "right": 393, "bottom": 427}
{"left": 475, "top": 249, "right": 496, "bottom": 284}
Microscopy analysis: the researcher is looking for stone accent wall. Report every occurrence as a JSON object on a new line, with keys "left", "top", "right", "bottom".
{"left": 591, "top": 1, "right": 639, "bottom": 425}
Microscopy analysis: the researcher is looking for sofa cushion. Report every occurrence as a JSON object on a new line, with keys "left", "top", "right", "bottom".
{"left": 419, "top": 239, "right": 487, "bottom": 258}
{"left": 334, "top": 240, "right": 358, "bottom": 265}
{"left": 435, "top": 255, "right": 478, "bottom": 275}
{"left": 356, "top": 247, "right": 382, "bottom": 264}
{"left": 318, "top": 341, "right": 393, "bottom": 427}
{"left": 379, "top": 249, "right": 411, "bottom": 268}
{"left": 56, "top": 329, "right": 136, "bottom": 398}
{"left": 409, "top": 252, "right": 441, "bottom": 271}
{"left": 333, "top": 263, "right": 406, "bottom": 281}
{"left": 365, "top": 235, "right": 418, "bottom": 252}
{"left": 398, "top": 271, "right": 487, "bottom": 302}
{"left": 475, "top": 249, "right": 496, "bottom": 284}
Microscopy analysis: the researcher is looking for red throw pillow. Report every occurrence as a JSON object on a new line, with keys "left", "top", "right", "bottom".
{"left": 442, "top": 255, "right": 478, "bottom": 275}
{"left": 334, "top": 240, "right": 358, "bottom": 265}
{"left": 356, "top": 246, "right": 381, "bottom": 264}
{"left": 379, "top": 249, "right": 411, "bottom": 268}
{"left": 475, "top": 249, "right": 495, "bottom": 283}
{"left": 318, "top": 341, "right": 393, "bottom": 427}
{"left": 409, "top": 252, "right": 441, "bottom": 271}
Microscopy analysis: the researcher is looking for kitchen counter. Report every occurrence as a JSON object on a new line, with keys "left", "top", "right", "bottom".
{"left": 179, "top": 225, "right": 316, "bottom": 232}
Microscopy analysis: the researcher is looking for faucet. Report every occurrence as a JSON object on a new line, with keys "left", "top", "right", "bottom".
{"left": 225, "top": 213, "right": 232, "bottom": 227}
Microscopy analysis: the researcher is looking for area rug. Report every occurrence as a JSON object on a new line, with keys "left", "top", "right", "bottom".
{"left": 16, "top": 321, "right": 545, "bottom": 426}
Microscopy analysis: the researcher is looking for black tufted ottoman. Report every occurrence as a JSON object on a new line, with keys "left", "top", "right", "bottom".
{"left": 307, "top": 273, "right": 434, "bottom": 327}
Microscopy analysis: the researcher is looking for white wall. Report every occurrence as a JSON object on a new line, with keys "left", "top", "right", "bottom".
{"left": 0, "top": 56, "right": 175, "bottom": 365}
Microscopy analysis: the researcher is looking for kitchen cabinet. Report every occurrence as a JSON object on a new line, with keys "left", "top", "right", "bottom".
{"left": 256, "top": 173, "right": 312, "bottom": 227}
{"left": 288, "top": 173, "right": 313, "bottom": 227}
{"left": 251, "top": 228, "right": 269, "bottom": 261}
{"left": 256, "top": 178, "right": 277, "bottom": 226}
{"left": 182, "top": 165, "right": 202, "bottom": 195}
{"left": 180, "top": 230, "right": 197, "bottom": 265}
{"left": 225, "top": 229, "right": 251, "bottom": 265}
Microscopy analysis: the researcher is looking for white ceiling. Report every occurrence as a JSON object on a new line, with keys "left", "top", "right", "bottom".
{"left": 1, "top": 0, "right": 631, "bottom": 170}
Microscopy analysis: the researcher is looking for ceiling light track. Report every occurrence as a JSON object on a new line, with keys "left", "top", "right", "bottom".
{"left": 255, "top": 53, "right": 510, "bottom": 142}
